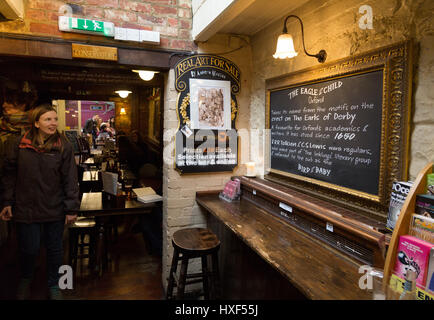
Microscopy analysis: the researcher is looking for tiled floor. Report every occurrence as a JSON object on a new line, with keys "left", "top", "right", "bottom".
{"left": 0, "top": 222, "right": 164, "bottom": 300}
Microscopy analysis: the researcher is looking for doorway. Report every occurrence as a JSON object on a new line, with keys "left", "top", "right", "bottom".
{"left": 0, "top": 55, "right": 165, "bottom": 299}
{"left": 0, "top": 56, "right": 164, "bottom": 175}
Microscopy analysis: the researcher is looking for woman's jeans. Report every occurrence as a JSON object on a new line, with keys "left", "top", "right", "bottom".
{"left": 16, "top": 220, "right": 64, "bottom": 288}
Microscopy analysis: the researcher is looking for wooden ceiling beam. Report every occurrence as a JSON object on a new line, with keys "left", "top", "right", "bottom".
{"left": 0, "top": 34, "right": 184, "bottom": 70}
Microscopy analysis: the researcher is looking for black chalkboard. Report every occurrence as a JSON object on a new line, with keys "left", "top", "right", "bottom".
{"left": 269, "top": 69, "right": 383, "bottom": 196}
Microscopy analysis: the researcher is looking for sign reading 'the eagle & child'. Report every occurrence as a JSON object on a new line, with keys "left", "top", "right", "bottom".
{"left": 174, "top": 55, "right": 240, "bottom": 174}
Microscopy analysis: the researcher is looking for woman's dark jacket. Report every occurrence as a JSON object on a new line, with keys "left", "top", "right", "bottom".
{"left": 2, "top": 132, "right": 80, "bottom": 223}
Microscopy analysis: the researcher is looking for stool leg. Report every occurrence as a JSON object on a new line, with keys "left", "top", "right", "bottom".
{"left": 79, "top": 233, "right": 85, "bottom": 254}
{"left": 201, "top": 255, "right": 210, "bottom": 300}
{"left": 95, "top": 221, "right": 105, "bottom": 277}
{"left": 89, "top": 229, "right": 96, "bottom": 270}
{"left": 112, "top": 217, "right": 119, "bottom": 243}
{"left": 176, "top": 255, "right": 189, "bottom": 300}
{"left": 211, "top": 251, "right": 221, "bottom": 300}
{"left": 68, "top": 229, "right": 75, "bottom": 269}
{"left": 73, "top": 232, "right": 79, "bottom": 272}
{"left": 103, "top": 226, "right": 110, "bottom": 268}
{"left": 166, "top": 247, "right": 179, "bottom": 300}
{"left": 71, "top": 230, "right": 78, "bottom": 272}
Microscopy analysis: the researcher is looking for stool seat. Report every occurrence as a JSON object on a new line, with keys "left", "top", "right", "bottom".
{"left": 172, "top": 228, "right": 220, "bottom": 253}
{"left": 71, "top": 217, "right": 96, "bottom": 228}
{"left": 167, "top": 228, "right": 221, "bottom": 300}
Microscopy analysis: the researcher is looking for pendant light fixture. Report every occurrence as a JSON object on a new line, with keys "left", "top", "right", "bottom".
{"left": 115, "top": 90, "right": 132, "bottom": 98}
{"left": 132, "top": 70, "right": 158, "bottom": 81}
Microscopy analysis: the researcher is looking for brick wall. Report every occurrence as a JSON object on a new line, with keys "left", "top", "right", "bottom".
{"left": 0, "top": 0, "right": 196, "bottom": 51}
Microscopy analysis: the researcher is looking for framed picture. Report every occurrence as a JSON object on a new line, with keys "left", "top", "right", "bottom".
{"left": 189, "top": 79, "right": 231, "bottom": 130}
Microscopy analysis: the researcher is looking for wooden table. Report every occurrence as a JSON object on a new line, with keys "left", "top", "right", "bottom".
{"left": 82, "top": 170, "right": 99, "bottom": 182}
{"left": 81, "top": 156, "right": 100, "bottom": 174}
{"left": 196, "top": 191, "right": 372, "bottom": 300}
{"left": 79, "top": 192, "right": 158, "bottom": 276}
{"left": 90, "top": 150, "right": 103, "bottom": 156}
{"left": 84, "top": 157, "right": 95, "bottom": 165}
{"left": 79, "top": 170, "right": 102, "bottom": 194}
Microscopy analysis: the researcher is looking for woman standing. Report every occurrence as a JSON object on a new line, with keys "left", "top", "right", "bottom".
{"left": 0, "top": 104, "right": 79, "bottom": 300}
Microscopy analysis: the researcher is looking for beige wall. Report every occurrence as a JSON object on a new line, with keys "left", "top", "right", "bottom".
{"left": 161, "top": 0, "right": 433, "bottom": 289}
{"left": 162, "top": 33, "right": 253, "bottom": 286}
{"left": 249, "top": 0, "right": 434, "bottom": 180}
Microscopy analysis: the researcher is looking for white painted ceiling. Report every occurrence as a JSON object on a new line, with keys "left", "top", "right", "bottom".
{"left": 219, "top": 0, "right": 310, "bottom": 35}
{"left": 194, "top": 0, "right": 310, "bottom": 41}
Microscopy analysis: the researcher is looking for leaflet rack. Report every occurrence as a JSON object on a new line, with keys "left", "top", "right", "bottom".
{"left": 382, "top": 162, "right": 433, "bottom": 291}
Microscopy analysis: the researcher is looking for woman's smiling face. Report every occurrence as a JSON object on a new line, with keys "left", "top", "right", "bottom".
{"left": 35, "top": 110, "right": 58, "bottom": 138}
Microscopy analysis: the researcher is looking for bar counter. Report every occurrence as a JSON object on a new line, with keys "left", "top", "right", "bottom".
{"left": 196, "top": 191, "right": 372, "bottom": 300}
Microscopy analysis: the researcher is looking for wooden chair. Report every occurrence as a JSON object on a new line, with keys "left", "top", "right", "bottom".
{"left": 76, "top": 136, "right": 91, "bottom": 165}
{"left": 166, "top": 228, "right": 221, "bottom": 300}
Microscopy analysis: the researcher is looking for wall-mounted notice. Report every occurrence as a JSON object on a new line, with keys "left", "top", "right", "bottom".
{"left": 269, "top": 70, "right": 383, "bottom": 196}
{"left": 174, "top": 55, "right": 241, "bottom": 174}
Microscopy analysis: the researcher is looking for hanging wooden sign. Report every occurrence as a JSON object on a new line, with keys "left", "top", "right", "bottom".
{"left": 174, "top": 54, "right": 241, "bottom": 174}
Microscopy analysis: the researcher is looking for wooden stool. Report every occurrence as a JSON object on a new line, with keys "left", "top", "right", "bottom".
{"left": 68, "top": 217, "right": 97, "bottom": 272}
{"left": 166, "top": 228, "right": 221, "bottom": 300}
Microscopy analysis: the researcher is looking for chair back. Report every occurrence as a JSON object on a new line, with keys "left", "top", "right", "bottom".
{"left": 77, "top": 136, "right": 91, "bottom": 164}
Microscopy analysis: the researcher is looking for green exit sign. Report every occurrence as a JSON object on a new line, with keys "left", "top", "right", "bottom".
{"left": 59, "top": 16, "right": 114, "bottom": 37}
{"left": 72, "top": 18, "right": 104, "bottom": 33}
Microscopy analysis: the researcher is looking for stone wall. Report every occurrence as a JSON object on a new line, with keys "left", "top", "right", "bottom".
{"left": 162, "top": 33, "right": 253, "bottom": 287}
{"left": 160, "top": 0, "right": 434, "bottom": 291}
{"left": 249, "top": 0, "right": 434, "bottom": 181}
{"left": 0, "top": 0, "right": 195, "bottom": 51}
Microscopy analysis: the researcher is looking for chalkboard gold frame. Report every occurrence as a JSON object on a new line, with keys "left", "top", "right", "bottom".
{"left": 265, "top": 40, "right": 413, "bottom": 219}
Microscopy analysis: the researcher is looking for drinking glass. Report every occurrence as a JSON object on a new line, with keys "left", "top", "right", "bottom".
{"left": 90, "top": 168, "right": 98, "bottom": 180}
{"left": 124, "top": 181, "right": 133, "bottom": 200}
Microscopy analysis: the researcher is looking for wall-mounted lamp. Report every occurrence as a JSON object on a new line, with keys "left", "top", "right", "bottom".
{"left": 273, "top": 15, "right": 327, "bottom": 63}
{"left": 115, "top": 90, "right": 132, "bottom": 98}
{"left": 132, "top": 70, "right": 159, "bottom": 81}
{"left": 120, "top": 107, "right": 127, "bottom": 115}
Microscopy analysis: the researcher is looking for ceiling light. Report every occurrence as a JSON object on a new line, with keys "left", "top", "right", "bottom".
{"left": 115, "top": 90, "right": 132, "bottom": 98}
{"left": 132, "top": 70, "right": 158, "bottom": 81}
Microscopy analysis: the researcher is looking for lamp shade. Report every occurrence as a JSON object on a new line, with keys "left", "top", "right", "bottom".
{"left": 115, "top": 90, "right": 131, "bottom": 98}
{"left": 120, "top": 107, "right": 126, "bottom": 115}
{"left": 133, "top": 70, "right": 157, "bottom": 81}
{"left": 273, "top": 33, "right": 298, "bottom": 59}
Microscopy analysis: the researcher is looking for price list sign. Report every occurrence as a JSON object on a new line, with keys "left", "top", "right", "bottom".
{"left": 269, "top": 70, "right": 383, "bottom": 196}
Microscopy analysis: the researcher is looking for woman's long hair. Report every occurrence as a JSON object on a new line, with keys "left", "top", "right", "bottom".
{"left": 27, "top": 104, "right": 65, "bottom": 152}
